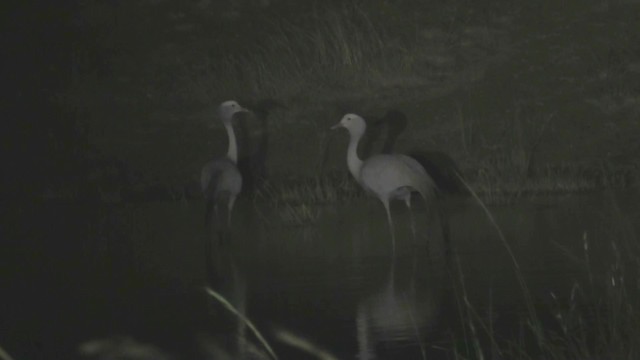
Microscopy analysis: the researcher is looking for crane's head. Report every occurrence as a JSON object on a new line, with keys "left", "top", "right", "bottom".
{"left": 331, "top": 113, "right": 366, "bottom": 138}
{"left": 218, "top": 100, "right": 249, "bottom": 123}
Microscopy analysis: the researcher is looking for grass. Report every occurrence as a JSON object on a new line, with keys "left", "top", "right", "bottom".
{"left": 9, "top": 1, "right": 639, "bottom": 358}
{"left": 203, "top": 287, "right": 278, "bottom": 360}
{"left": 273, "top": 328, "right": 339, "bottom": 360}
{"left": 6, "top": 185, "right": 634, "bottom": 359}
{"left": 246, "top": 151, "right": 638, "bottom": 228}
{"left": 239, "top": 170, "right": 638, "bottom": 358}
{"left": 276, "top": 203, "right": 322, "bottom": 228}
{"left": 69, "top": 253, "right": 640, "bottom": 359}
{"left": 0, "top": 345, "right": 15, "bottom": 360}
{"left": 208, "top": 187, "right": 639, "bottom": 359}
{"left": 208, "top": 172, "right": 638, "bottom": 358}
{"left": 254, "top": 173, "right": 362, "bottom": 226}
{"left": 464, "top": 160, "right": 639, "bottom": 205}
{"left": 58, "top": 0, "right": 639, "bottom": 199}
{"left": 251, "top": 155, "right": 638, "bottom": 221}
{"left": 175, "top": 2, "right": 451, "bottom": 105}
{"left": 444, "top": 190, "right": 640, "bottom": 359}
{"left": 176, "top": 4, "right": 383, "bottom": 103}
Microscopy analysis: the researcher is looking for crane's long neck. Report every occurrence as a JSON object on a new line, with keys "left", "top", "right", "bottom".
{"left": 224, "top": 122, "right": 238, "bottom": 164}
{"left": 347, "top": 132, "right": 364, "bottom": 182}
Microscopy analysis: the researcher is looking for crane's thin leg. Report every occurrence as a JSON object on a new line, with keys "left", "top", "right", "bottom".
{"left": 420, "top": 195, "right": 431, "bottom": 258}
{"left": 404, "top": 195, "right": 417, "bottom": 243}
{"left": 205, "top": 230, "right": 213, "bottom": 285}
{"left": 233, "top": 261, "right": 248, "bottom": 357}
{"left": 205, "top": 199, "right": 213, "bottom": 227}
{"left": 212, "top": 202, "right": 226, "bottom": 243}
{"left": 227, "top": 195, "right": 236, "bottom": 226}
{"left": 383, "top": 199, "right": 396, "bottom": 256}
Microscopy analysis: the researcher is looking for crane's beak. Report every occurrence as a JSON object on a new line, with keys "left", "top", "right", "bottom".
{"left": 330, "top": 123, "right": 342, "bottom": 130}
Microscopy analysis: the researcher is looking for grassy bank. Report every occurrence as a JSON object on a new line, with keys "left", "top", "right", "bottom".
{"left": 55, "top": 0, "right": 640, "bottom": 200}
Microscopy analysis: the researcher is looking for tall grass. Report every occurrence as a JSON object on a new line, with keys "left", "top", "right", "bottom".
{"left": 0, "top": 345, "right": 15, "bottom": 360}
{"left": 456, "top": 171, "right": 544, "bottom": 346}
{"left": 255, "top": 173, "right": 362, "bottom": 226}
{"left": 204, "top": 287, "right": 278, "bottom": 360}
{"left": 447, "top": 189, "right": 640, "bottom": 359}
{"left": 465, "top": 161, "right": 638, "bottom": 204}
{"left": 177, "top": 3, "right": 432, "bottom": 104}
{"left": 273, "top": 328, "right": 339, "bottom": 360}
{"left": 179, "top": 5, "right": 386, "bottom": 101}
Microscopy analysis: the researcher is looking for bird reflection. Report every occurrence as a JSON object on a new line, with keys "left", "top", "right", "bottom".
{"left": 356, "top": 252, "right": 445, "bottom": 360}
{"left": 204, "top": 240, "right": 248, "bottom": 358}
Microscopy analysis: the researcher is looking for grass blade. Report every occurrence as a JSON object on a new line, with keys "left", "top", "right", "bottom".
{"left": 204, "top": 287, "right": 278, "bottom": 360}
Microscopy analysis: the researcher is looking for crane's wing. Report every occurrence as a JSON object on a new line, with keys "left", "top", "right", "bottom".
{"left": 396, "top": 154, "right": 437, "bottom": 199}
{"left": 362, "top": 154, "right": 437, "bottom": 201}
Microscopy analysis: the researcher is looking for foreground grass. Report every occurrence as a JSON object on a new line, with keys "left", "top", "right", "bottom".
{"left": 204, "top": 287, "right": 278, "bottom": 360}
{"left": 71, "top": 191, "right": 638, "bottom": 359}
{"left": 244, "top": 181, "right": 640, "bottom": 358}
{"left": 445, "top": 188, "right": 640, "bottom": 359}
{"left": 0, "top": 345, "right": 15, "bottom": 360}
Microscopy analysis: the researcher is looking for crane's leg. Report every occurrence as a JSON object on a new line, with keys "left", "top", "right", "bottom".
{"left": 205, "top": 228, "right": 213, "bottom": 285}
{"left": 227, "top": 195, "right": 236, "bottom": 226}
{"left": 205, "top": 198, "right": 215, "bottom": 228}
{"left": 419, "top": 194, "right": 432, "bottom": 258}
{"left": 383, "top": 199, "right": 396, "bottom": 256}
{"left": 404, "top": 195, "right": 417, "bottom": 243}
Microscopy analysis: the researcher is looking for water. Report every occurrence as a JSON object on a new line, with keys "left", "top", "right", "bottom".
{"left": 2, "top": 190, "right": 638, "bottom": 359}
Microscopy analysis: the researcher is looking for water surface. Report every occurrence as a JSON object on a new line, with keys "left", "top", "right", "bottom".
{"left": 3, "top": 190, "right": 638, "bottom": 359}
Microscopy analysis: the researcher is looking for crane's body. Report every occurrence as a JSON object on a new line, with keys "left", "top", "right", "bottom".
{"left": 201, "top": 156, "right": 242, "bottom": 225}
{"left": 332, "top": 113, "right": 436, "bottom": 253}
{"left": 360, "top": 154, "right": 433, "bottom": 202}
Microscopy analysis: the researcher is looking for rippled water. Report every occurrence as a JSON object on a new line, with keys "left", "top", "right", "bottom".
{"left": 3, "top": 190, "right": 638, "bottom": 359}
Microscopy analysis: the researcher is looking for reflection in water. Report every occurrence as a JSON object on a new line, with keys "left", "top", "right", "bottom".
{"left": 6, "top": 191, "right": 634, "bottom": 359}
{"left": 356, "top": 251, "right": 445, "bottom": 359}
{"left": 346, "top": 196, "right": 449, "bottom": 359}
{"left": 77, "top": 336, "right": 171, "bottom": 360}
{"left": 205, "top": 238, "right": 249, "bottom": 358}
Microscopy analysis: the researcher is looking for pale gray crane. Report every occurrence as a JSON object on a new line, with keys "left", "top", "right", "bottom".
{"left": 331, "top": 113, "right": 437, "bottom": 253}
{"left": 201, "top": 100, "right": 248, "bottom": 226}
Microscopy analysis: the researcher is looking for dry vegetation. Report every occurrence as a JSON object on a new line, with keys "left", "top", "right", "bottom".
{"left": 59, "top": 0, "right": 640, "bottom": 203}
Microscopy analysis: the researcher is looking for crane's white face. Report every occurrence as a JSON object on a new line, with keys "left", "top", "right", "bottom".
{"left": 331, "top": 113, "right": 366, "bottom": 137}
{"left": 218, "top": 100, "right": 248, "bottom": 122}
